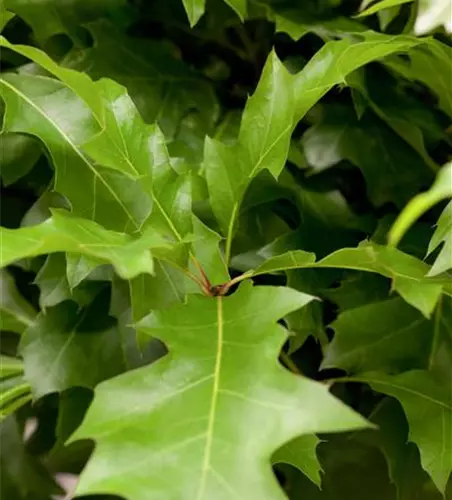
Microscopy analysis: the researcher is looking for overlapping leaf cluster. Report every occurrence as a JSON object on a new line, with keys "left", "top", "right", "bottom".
{"left": 0, "top": 0, "right": 451, "bottom": 499}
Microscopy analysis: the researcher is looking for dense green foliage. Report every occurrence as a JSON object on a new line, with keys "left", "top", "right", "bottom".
{"left": 0, "top": 0, "right": 451, "bottom": 499}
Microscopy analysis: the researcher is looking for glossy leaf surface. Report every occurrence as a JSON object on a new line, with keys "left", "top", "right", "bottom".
{"left": 0, "top": 211, "right": 173, "bottom": 279}
{"left": 71, "top": 284, "right": 370, "bottom": 499}
{"left": 253, "top": 242, "right": 450, "bottom": 317}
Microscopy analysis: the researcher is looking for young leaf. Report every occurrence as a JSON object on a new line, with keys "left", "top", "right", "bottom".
{"left": 20, "top": 300, "right": 125, "bottom": 399}
{"left": 81, "top": 78, "right": 155, "bottom": 179}
{"left": 70, "top": 283, "right": 370, "bottom": 499}
{"left": 203, "top": 137, "right": 240, "bottom": 237}
{"left": 273, "top": 14, "right": 366, "bottom": 42}
{"left": 252, "top": 242, "right": 451, "bottom": 317}
{"left": 182, "top": 0, "right": 206, "bottom": 26}
{"left": 205, "top": 51, "right": 294, "bottom": 261}
{"left": 206, "top": 33, "right": 424, "bottom": 262}
{"left": 357, "top": 0, "right": 413, "bottom": 18}
{"left": 190, "top": 216, "right": 229, "bottom": 285}
{"left": 0, "top": 210, "right": 174, "bottom": 279}
{"left": 148, "top": 125, "right": 193, "bottom": 239}
{"left": 389, "top": 162, "right": 452, "bottom": 246}
{"left": 66, "top": 254, "right": 105, "bottom": 289}
{"left": 292, "top": 32, "right": 423, "bottom": 121}
{"left": 427, "top": 201, "right": 452, "bottom": 277}
{"left": 351, "top": 371, "right": 452, "bottom": 494}
{"left": 238, "top": 51, "right": 294, "bottom": 182}
{"left": 0, "top": 269, "right": 36, "bottom": 334}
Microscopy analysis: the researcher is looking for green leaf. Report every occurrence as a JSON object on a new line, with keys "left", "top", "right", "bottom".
{"left": 0, "top": 269, "right": 36, "bottom": 334}
{"left": 0, "top": 73, "right": 152, "bottom": 232}
{"left": 324, "top": 273, "right": 391, "bottom": 311}
{"left": 253, "top": 242, "right": 450, "bottom": 317}
{"left": 357, "top": 0, "right": 413, "bottom": 17}
{"left": 4, "top": 0, "right": 129, "bottom": 41}
{"left": 352, "top": 371, "right": 452, "bottom": 494}
{"left": 203, "top": 137, "right": 240, "bottom": 237}
{"left": 205, "top": 51, "right": 294, "bottom": 261}
{"left": 70, "top": 283, "right": 370, "bottom": 499}
{"left": 34, "top": 254, "right": 71, "bottom": 309}
{"left": 190, "top": 216, "right": 229, "bottom": 285}
{"left": 291, "top": 32, "right": 423, "bottom": 121}
{"left": 0, "top": 210, "right": 174, "bottom": 279}
{"left": 238, "top": 51, "right": 294, "bottom": 182}
{"left": 324, "top": 297, "right": 436, "bottom": 373}
{"left": 384, "top": 41, "right": 452, "bottom": 118}
{"left": 427, "top": 201, "right": 452, "bottom": 277}
{"left": 272, "top": 434, "right": 322, "bottom": 487}
{"left": 254, "top": 249, "right": 316, "bottom": 275}
{"left": 20, "top": 299, "right": 125, "bottom": 398}
{"left": 415, "top": 0, "right": 452, "bottom": 34}
{"left": 130, "top": 261, "right": 185, "bottom": 321}
{"left": 0, "top": 133, "right": 42, "bottom": 186}
{"left": 82, "top": 78, "right": 154, "bottom": 181}
{"left": 377, "top": 5, "right": 402, "bottom": 30}
{"left": 302, "top": 104, "right": 433, "bottom": 207}
{"left": 273, "top": 15, "right": 366, "bottom": 41}
{"left": 0, "top": 6, "right": 14, "bottom": 32}
{"left": 223, "top": 0, "right": 246, "bottom": 20}
{"left": 346, "top": 69, "right": 440, "bottom": 170}
{"left": 148, "top": 124, "right": 193, "bottom": 239}
{"left": 55, "top": 387, "right": 94, "bottom": 444}
{"left": 62, "top": 20, "right": 219, "bottom": 138}
{"left": 182, "top": 0, "right": 205, "bottom": 26}
{"left": 389, "top": 162, "right": 452, "bottom": 246}
{"left": 206, "top": 33, "right": 424, "bottom": 262}
{"left": 65, "top": 254, "right": 105, "bottom": 289}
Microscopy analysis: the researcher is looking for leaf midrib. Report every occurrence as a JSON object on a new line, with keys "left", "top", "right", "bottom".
{"left": 196, "top": 295, "right": 224, "bottom": 499}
